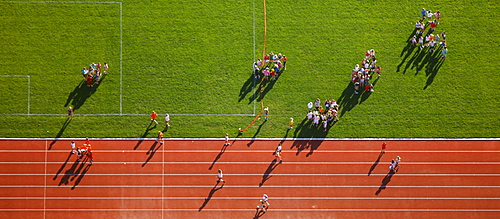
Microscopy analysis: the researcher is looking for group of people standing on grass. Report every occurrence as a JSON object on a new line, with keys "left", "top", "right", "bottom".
{"left": 306, "top": 98, "right": 340, "bottom": 132}
{"left": 253, "top": 52, "right": 287, "bottom": 81}
{"left": 352, "top": 49, "right": 380, "bottom": 95}
{"left": 81, "top": 62, "right": 109, "bottom": 87}
{"left": 412, "top": 8, "right": 448, "bottom": 58}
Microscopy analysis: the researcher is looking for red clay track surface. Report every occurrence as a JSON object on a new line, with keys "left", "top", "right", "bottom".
{"left": 1, "top": 139, "right": 499, "bottom": 218}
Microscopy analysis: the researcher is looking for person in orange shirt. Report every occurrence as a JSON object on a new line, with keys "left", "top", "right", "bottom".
{"left": 150, "top": 111, "right": 159, "bottom": 125}
{"left": 157, "top": 131, "right": 164, "bottom": 144}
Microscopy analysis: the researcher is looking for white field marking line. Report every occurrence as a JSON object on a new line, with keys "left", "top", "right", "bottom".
{"left": 2, "top": 161, "right": 500, "bottom": 165}
{"left": 161, "top": 135, "right": 164, "bottom": 219}
{"left": 2, "top": 137, "right": 500, "bottom": 141}
{"left": 252, "top": 0, "right": 257, "bottom": 116}
{"left": 2, "top": 197, "right": 500, "bottom": 200}
{"left": 0, "top": 113, "right": 255, "bottom": 116}
{"left": 0, "top": 1, "right": 122, "bottom": 115}
{"left": 3, "top": 173, "right": 500, "bottom": 177}
{"left": 119, "top": 1, "right": 122, "bottom": 115}
{"left": 0, "top": 209, "right": 498, "bottom": 212}
{"left": 2, "top": 185, "right": 500, "bottom": 188}
{"left": 43, "top": 140, "right": 47, "bottom": 219}
{"left": 0, "top": 75, "right": 30, "bottom": 114}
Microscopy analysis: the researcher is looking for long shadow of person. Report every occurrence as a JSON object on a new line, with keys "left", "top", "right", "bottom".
{"left": 375, "top": 171, "right": 395, "bottom": 195}
{"left": 259, "top": 159, "right": 281, "bottom": 187}
{"left": 134, "top": 121, "right": 155, "bottom": 150}
{"left": 337, "top": 82, "right": 361, "bottom": 118}
{"left": 53, "top": 152, "right": 73, "bottom": 180}
{"left": 198, "top": 182, "right": 224, "bottom": 211}
{"left": 59, "top": 158, "right": 81, "bottom": 186}
{"left": 142, "top": 141, "right": 162, "bottom": 167}
{"left": 253, "top": 208, "right": 266, "bottom": 218}
{"left": 368, "top": 152, "right": 384, "bottom": 176}
{"left": 209, "top": 143, "right": 230, "bottom": 170}
{"left": 247, "top": 120, "right": 267, "bottom": 147}
{"left": 72, "top": 162, "right": 92, "bottom": 190}
{"left": 239, "top": 74, "right": 256, "bottom": 102}
{"left": 49, "top": 117, "right": 72, "bottom": 150}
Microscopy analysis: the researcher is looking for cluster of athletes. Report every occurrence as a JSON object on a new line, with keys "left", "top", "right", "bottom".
{"left": 70, "top": 137, "right": 94, "bottom": 166}
{"left": 412, "top": 8, "right": 448, "bottom": 58}
{"left": 352, "top": 49, "right": 381, "bottom": 95}
{"left": 81, "top": 62, "right": 109, "bottom": 88}
{"left": 253, "top": 52, "right": 287, "bottom": 81}
{"left": 306, "top": 98, "right": 340, "bottom": 132}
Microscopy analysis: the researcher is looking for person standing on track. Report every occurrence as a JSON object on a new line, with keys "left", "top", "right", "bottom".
{"left": 150, "top": 111, "right": 159, "bottom": 125}
{"left": 381, "top": 142, "right": 387, "bottom": 154}
{"left": 88, "top": 147, "right": 94, "bottom": 166}
{"left": 70, "top": 141, "right": 76, "bottom": 154}
{"left": 394, "top": 156, "right": 401, "bottom": 172}
{"left": 157, "top": 131, "right": 164, "bottom": 144}
{"left": 274, "top": 147, "right": 282, "bottom": 163}
{"left": 217, "top": 169, "right": 226, "bottom": 184}
{"left": 76, "top": 147, "right": 83, "bottom": 161}
{"left": 84, "top": 137, "right": 91, "bottom": 148}
{"left": 257, "top": 199, "right": 268, "bottom": 213}
{"left": 224, "top": 133, "right": 230, "bottom": 146}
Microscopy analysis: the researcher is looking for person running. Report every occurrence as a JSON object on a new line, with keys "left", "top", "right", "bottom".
{"left": 381, "top": 142, "right": 387, "bottom": 154}
{"left": 150, "top": 111, "right": 159, "bottom": 125}
{"left": 165, "top": 113, "right": 170, "bottom": 127}
{"left": 257, "top": 199, "right": 268, "bottom": 213}
{"left": 217, "top": 169, "right": 226, "bottom": 183}
{"left": 70, "top": 141, "right": 76, "bottom": 154}
{"left": 276, "top": 143, "right": 282, "bottom": 153}
{"left": 88, "top": 147, "right": 94, "bottom": 166}
{"left": 288, "top": 118, "right": 294, "bottom": 129}
{"left": 389, "top": 159, "right": 396, "bottom": 172}
{"left": 395, "top": 156, "right": 402, "bottom": 172}
{"left": 264, "top": 107, "right": 269, "bottom": 121}
{"left": 67, "top": 106, "right": 73, "bottom": 119}
{"left": 157, "top": 131, "right": 164, "bottom": 144}
{"left": 262, "top": 194, "right": 270, "bottom": 206}
{"left": 224, "top": 133, "right": 230, "bottom": 146}
{"left": 274, "top": 147, "right": 282, "bottom": 162}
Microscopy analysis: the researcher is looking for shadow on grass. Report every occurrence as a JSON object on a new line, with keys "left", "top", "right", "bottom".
{"left": 239, "top": 74, "right": 256, "bottom": 102}
{"left": 49, "top": 117, "right": 72, "bottom": 150}
{"left": 198, "top": 182, "right": 224, "bottom": 211}
{"left": 134, "top": 121, "right": 156, "bottom": 150}
{"left": 258, "top": 158, "right": 281, "bottom": 187}
{"left": 64, "top": 74, "right": 106, "bottom": 111}
{"left": 396, "top": 28, "right": 445, "bottom": 88}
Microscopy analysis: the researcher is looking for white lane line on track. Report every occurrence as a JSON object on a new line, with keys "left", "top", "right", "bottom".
{"left": 1, "top": 150, "right": 499, "bottom": 153}
{"left": 1, "top": 185, "right": 499, "bottom": 188}
{"left": 2, "top": 173, "right": 500, "bottom": 177}
{"left": 1, "top": 197, "right": 500, "bottom": 200}
{"left": 2, "top": 161, "right": 500, "bottom": 165}
{"left": 0, "top": 208, "right": 498, "bottom": 212}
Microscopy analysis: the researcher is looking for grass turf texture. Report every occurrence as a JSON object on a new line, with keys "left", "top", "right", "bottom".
{"left": 0, "top": 0, "right": 498, "bottom": 138}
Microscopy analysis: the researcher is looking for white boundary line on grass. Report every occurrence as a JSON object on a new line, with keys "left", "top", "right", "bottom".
{"left": 0, "top": 1, "right": 123, "bottom": 116}
{"left": 0, "top": 1, "right": 257, "bottom": 117}
{"left": 1, "top": 137, "right": 499, "bottom": 141}
{"left": 0, "top": 75, "right": 30, "bottom": 114}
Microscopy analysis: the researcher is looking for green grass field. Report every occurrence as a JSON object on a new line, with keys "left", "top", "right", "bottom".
{"left": 0, "top": 0, "right": 498, "bottom": 138}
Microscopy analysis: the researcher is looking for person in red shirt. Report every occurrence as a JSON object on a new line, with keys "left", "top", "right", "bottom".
{"left": 150, "top": 111, "right": 159, "bottom": 125}
{"left": 88, "top": 147, "right": 94, "bottom": 166}
{"left": 84, "top": 137, "right": 91, "bottom": 148}
{"left": 282, "top": 55, "right": 287, "bottom": 70}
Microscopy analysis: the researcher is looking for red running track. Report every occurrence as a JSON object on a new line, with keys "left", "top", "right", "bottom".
{"left": 0, "top": 139, "right": 499, "bottom": 218}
